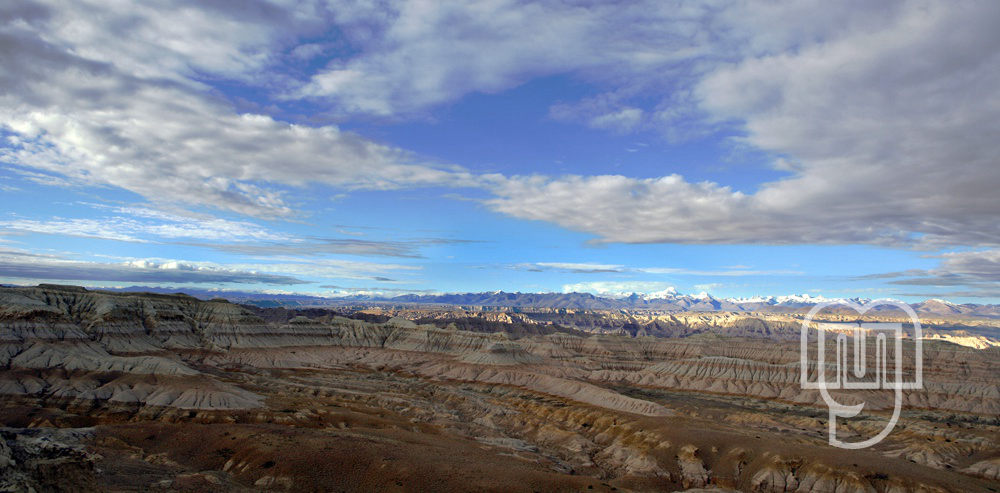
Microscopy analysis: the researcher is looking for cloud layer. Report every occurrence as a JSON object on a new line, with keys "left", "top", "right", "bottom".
{"left": 1, "top": 1, "right": 474, "bottom": 218}
{"left": 486, "top": 3, "right": 1000, "bottom": 247}
{"left": 4, "top": 1, "right": 998, "bottom": 248}
{"left": 0, "top": 249, "right": 307, "bottom": 285}
{"left": 296, "top": 1, "right": 1000, "bottom": 248}
{"left": 860, "top": 249, "right": 1000, "bottom": 298}
{"left": 0, "top": 247, "right": 421, "bottom": 287}
{"left": 2, "top": 1, "right": 998, "bottom": 298}
{"left": 296, "top": 1, "right": 712, "bottom": 116}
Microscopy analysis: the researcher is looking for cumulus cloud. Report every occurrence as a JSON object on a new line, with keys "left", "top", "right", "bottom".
{"left": 293, "top": 1, "right": 1000, "bottom": 249}
{"left": 486, "top": 3, "right": 1000, "bottom": 248}
{"left": 0, "top": 1, "right": 473, "bottom": 218}
{"left": 3, "top": 0, "right": 998, "bottom": 258}
{"left": 296, "top": 1, "right": 711, "bottom": 116}
{"left": 487, "top": 174, "right": 756, "bottom": 244}
{"left": 14, "top": 0, "right": 323, "bottom": 84}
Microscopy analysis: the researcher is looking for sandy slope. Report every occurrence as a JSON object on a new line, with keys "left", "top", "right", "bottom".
{"left": 0, "top": 285, "right": 997, "bottom": 492}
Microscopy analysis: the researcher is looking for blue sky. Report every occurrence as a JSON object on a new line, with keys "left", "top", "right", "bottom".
{"left": 1, "top": 1, "right": 998, "bottom": 302}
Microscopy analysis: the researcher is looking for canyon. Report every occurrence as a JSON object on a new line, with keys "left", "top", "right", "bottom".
{"left": 1, "top": 285, "right": 997, "bottom": 492}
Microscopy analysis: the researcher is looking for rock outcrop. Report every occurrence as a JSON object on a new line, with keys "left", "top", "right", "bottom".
{"left": 0, "top": 285, "right": 997, "bottom": 492}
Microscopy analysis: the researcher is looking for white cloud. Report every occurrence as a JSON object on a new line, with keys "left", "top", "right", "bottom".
{"left": 532, "top": 262, "right": 624, "bottom": 273}
{"left": 0, "top": 206, "right": 289, "bottom": 243}
{"left": 485, "top": 3, "right": 1000, "bottom": 247}
{"left": 694, "top": 283, "right": 723, "bottom": 292}
{"left": 1, "top": 217, "right": 148, "bottom": 243}
{"left": 863, "top": 249, "right": 1000, "bottom": 298}
{"left": 0, "top": 249, "right": 308, "bottom": 285}
{"left": 587, "top": 108, "right": 643, "bottom": 133}
{"left": 487, "top": 174, "right": 753, "bottom": 244}
{"left": 1, "top": 201, "right": 474, "bottom": 260}
{"left": 0, "top": 1, "right": 474, "bottom": 218}
{"left": 215, "top": 257, "right": 421, "bottom": 282}
{"left": 636, "top": 267, "right": 801, "bottom": 276}
{"left": 199, "top": 236, "right": 477, "bottom": 259}
{"left": 3, "top": 0, "right": 998, "bottom": 255}
{"left": 635, "top": 267, "right": 803, "bottom": 277}
{"left": 550, "top": 94, "right": 645, "bottom": 133}
{"left": 5, "top": 168, "right": 75, "bottom": 188}
{"left": 0, "top": 247, "right": 422, "bottom": 286}
{"left": 297, "top": 1, "right": 713, "bottom": 116}
{"left": 298, "top": 1, "right": 1000, "bottom": 248}
{"left": 519, "top": 261, "right": 797, "bottom": 276}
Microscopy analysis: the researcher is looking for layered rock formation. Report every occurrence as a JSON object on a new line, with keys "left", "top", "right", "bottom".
{"left": 0, "top": 285, "right": 997, "bottom": 492}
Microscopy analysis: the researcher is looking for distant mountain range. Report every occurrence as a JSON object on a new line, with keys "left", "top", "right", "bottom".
{"left": 56, "top": 284, "right": 1000, "bottom": 318}
{"left": 373, "top": 291, "right": 1000, "bottom": 317}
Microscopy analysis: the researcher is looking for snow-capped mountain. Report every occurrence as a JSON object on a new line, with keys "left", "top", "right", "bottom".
{"left": 83, "top": 285, "right": 1000, "bottom": 316}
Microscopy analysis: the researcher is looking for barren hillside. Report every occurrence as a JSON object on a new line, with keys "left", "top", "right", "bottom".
{"left": 1, "top": 285, "right": 997, "bottom": 492}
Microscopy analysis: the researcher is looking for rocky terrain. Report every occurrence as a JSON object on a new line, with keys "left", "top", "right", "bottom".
{"left": 93, "top": 286, "right": 1000, "bottom": 318}
{"left": 0, "top": 284, "right": 998, "bottom": 492}
{"left": 353, "top": 307, "right": 1000, "bottom": 350}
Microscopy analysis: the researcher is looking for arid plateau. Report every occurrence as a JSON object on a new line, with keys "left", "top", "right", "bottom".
{"left": 0, "top": 285, "right": 998, "bottom": 492}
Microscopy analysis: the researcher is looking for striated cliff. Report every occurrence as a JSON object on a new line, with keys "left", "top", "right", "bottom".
{"left": 1, "top": 285, "right": 998, "bottom": 492}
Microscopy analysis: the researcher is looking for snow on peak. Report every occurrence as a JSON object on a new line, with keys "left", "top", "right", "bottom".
{"left": 643, "top": 287, "right": 680, "bottom": 300}
{"left": 723, "top": 293, "right": 882, "bottom": 306}
{"left": 775, "top": 293, "right": 844, "bottom": 304}
{"left": 725, "top": 295, "right": 776, "bottom": 304}
{"left": 926, "top": 298, "right": 957, "bottom": 306}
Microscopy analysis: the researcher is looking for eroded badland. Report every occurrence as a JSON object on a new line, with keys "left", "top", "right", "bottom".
{"left": 1, "top": 285, "right": 998, "bottom": 492}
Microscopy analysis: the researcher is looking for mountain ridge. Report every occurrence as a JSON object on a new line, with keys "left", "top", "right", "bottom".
{"left": 14, "top": 284, "right": 1000, "bottom": 318}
